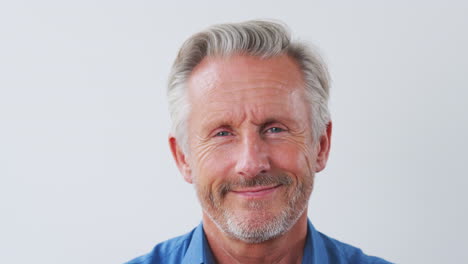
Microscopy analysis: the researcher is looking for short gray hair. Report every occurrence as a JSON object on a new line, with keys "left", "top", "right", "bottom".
{"left": 168, "top": 20, "right": 331, "bottom": 153}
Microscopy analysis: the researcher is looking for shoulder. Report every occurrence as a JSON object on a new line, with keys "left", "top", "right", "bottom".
{"left": 317, "top": 231, "right": 393, "bottom": 264}
{"left": 123, "top": 227, "right": 197, "bottom": 264}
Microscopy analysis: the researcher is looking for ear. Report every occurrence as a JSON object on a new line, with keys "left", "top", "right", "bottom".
{"left": 169, "top": 135, "right": 193, "bottom": 184}
{"left": 315, "top": 122, "right": 332, "bottom": 173}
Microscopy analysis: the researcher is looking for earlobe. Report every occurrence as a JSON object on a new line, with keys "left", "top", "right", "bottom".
{"left": 315, "top": 122, "right": 332, "bottom": 173}
{"left": 169, "top": 135, "right": 193, "bottom": 184}
{"left": 182, "top": 166, "right": 193, "bottom": 184}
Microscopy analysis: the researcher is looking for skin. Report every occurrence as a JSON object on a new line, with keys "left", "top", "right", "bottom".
{"left": 169, "top": 54, "right": 332, "bottom": 264}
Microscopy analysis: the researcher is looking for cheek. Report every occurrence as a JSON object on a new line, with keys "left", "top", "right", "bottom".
{"left": 191, "top": 143, "right": 235, "bottom": 188}
{"left": 269, "top": 141, "right": 315, "bottom": 176}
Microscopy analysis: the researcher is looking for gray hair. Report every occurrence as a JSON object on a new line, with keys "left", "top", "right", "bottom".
{"left": 167, "top": 20, "right": 331, "bottom": 153}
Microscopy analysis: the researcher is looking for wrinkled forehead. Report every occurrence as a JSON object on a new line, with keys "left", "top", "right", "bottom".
{"left": 186, "top": 54, "right": 306, "bottom": 103}
{"left": 185, "top": 54, "right": 312, "bottom": 131}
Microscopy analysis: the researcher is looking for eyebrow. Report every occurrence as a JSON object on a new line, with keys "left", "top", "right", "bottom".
{"left": 201, "top": 121, "right": 233, "bottom": 134}
{"left": 259, "top": 119, "right": 283, "bottom": 130}
{"left": 200, "top": 116, "right": 298, "bottom": 134}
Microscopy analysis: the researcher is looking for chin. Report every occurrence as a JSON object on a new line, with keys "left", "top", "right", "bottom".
{"left": 196, "top": 174, "right": 313, "bottom": 243}
{"left": 206, "top": 202, "right": 307, "bottom": 244}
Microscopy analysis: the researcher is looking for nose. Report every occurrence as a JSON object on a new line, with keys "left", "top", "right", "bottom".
{"left": 234, "top": 133, "right": 270, "bottom": 177}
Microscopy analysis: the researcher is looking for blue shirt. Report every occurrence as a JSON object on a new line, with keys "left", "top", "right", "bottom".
{"left": 125, "top": 219, "right": 392, "bottom": 264}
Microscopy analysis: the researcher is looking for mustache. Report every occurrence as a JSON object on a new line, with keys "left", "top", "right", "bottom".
{"left": 218, "top": 173, "right": 293, "bottom": 197}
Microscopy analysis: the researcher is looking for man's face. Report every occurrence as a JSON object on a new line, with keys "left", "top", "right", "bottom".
{"left": 175, "top": 54, "right": 329, "bottom": 243}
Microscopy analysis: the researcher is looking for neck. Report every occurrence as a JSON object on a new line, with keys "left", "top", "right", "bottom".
{"left": 202, "top": 212, "right": 308, "bottom": 264}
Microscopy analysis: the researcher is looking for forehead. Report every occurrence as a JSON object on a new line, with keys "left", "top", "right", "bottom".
{"left": 187, "top": 54, "right": 305, "bottom": 103}
{"left": 186, "top": 54, "right": 309, "bottom": 127}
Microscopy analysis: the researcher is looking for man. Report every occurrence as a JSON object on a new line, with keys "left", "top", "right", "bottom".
{"left": 126, "top": 20, "right": 392, "bottom": 264}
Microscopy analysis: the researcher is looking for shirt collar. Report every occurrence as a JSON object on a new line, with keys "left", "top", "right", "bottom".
{"left": 184, "top": 219, "right": 323, "bottom": 264}
{"left": 182, "top": 222, "right": 214, "bottom": 264}
{"left": 302, "top": 219, "right": 327, "bottom": 264}
{"left": 181, "top": 222, "right": 205, "bottom": 264}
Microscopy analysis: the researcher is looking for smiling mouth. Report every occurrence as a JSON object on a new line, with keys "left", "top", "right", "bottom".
{"left": 230, "top": 184, "right": 282, "bottom": 198}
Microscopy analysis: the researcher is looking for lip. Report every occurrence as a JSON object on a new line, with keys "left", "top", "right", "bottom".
{"left": 231, "top": 184, "right": 282, "bottom": 198}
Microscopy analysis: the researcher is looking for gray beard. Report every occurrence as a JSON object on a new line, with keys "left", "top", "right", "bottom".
{"left": 195, "top": 173, "right": 313, "bottom": 243}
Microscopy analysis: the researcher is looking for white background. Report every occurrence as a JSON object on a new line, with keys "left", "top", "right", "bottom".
{"left": 1, "top": 1, "right": 467, "bottom": 263}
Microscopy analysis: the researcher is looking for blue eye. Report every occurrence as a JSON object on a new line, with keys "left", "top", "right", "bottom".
{"left": 266, "top": 127, "right": 284, "bottom": 133}
{"left": 215, "top": 131, "right": 232, "bottom": 137}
